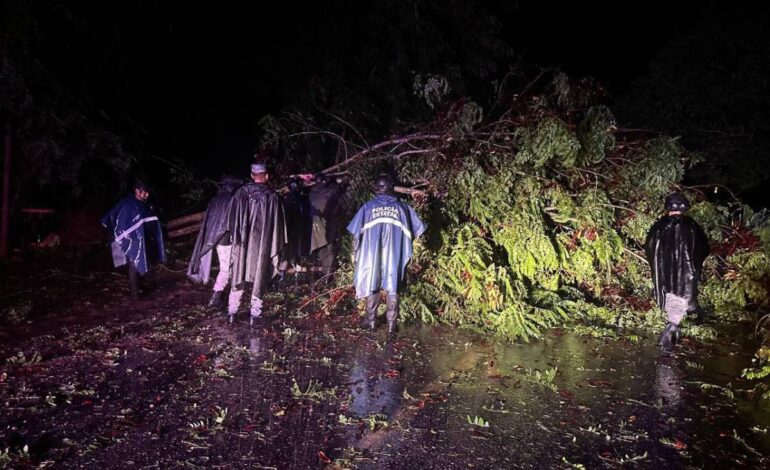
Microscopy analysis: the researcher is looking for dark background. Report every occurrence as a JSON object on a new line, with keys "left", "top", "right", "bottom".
{"left": 2, "top": 0, "right": 769, "bottom": 213}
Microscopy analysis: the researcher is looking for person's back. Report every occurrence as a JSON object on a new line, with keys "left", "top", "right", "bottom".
{"left": 227, "top": 164, "right": 286, "bottom": 323}
{"left": 348, "top": 174, "right": 425, "bottom": 333}
{"left": 309, "top": 174, "right": 345, "bottom": 277}
{"left": 645, "top": 214, "right": 709, "bottom": 307}
{"left": 281, "top": 178, "right": 312, "bottom": 278}
{"left": 187, "top": 176, "right": 243, "bottom": 305}
{"left": 645, "top": 193, "right": 709, "bottom": 350}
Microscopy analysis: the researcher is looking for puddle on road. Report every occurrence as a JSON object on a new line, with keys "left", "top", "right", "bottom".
{"left": 66, "top": 314, "right": 770, "bottom": 469}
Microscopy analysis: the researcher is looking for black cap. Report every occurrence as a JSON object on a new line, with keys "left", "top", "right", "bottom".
{"left": 288, "top": 177, "right": 302, "bottom": 191}
{"left": 665, "top": 193, "right": 690, "bottom": 212}
{"left": 133, "top": 179, "right": 151, "bottom": 192}
{"left": 220, "top": 174, "right": 244, "bottom": 189}
{"left": 373, "top": 174, "right": 395, "bottom": 195}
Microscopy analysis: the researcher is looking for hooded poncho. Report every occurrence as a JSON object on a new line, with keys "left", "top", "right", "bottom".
{"left": 644, "top": 214, "right": 710, "bottom": 309}
{"left": 347, "top": 194, "right": 426, "bottom": 299}
{"left": 228, "top": 182, "right": 286, "bottom": 298}
{"left": 309, "top": 180, "right": 344, "bottom": 252}
{"left": 101, "top": 196, "right": 165, "bottom": 275}
{"left": 283, "top": 188, "right": 312, "bottom": 262}
{"left": 187, "top": 177, "right": 243, "bottom": 284}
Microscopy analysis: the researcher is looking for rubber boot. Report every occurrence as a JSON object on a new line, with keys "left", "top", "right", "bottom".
{"left": 659, "top": 322, "right": 678, "bottom": 351}
{"left": 208, "top": 290, "right": 224, "bottom": 309}
{"left": 362, "top": 293, "right": 379, "bottom": 331}
{"left": 228, "top": 312, "right": 235, "bottom": 324}
{"left": 386, "top": 293, "right": 399, "bottom": 334}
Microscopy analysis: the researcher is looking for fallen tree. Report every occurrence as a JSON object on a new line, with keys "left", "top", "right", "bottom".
{"left": 269, "top": 71, "right": 770, "bottom": 344}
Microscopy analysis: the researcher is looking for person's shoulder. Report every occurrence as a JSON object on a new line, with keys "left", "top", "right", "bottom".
{"left": 117, "top": 196, "right": 140, "bottom": 209}
{"left": 646, "top": 216, "right": 669, "bottom": 234}
{"left": 682, "top": 215, "right": 706, "bottom": 230}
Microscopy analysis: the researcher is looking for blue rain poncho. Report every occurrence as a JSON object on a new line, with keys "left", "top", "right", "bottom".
{"left": 347, "top": 194, "right": 426, "bottom": 299}
{"left": 101, "top": 196, "right": 166, "bottom": 275}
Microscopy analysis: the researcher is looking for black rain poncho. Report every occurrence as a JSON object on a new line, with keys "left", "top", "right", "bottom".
{"left": 282, "top": 188, "right": 312, "bottom": 262}
{"left": 347, "top": 194, "right": 426, "bottom": 299}
{"left": 228, "top": 182, "right": 287, "bottom": 299}
{"left": 644, "top": 214, "right": 710, "bottom": 310}
{"left": 187, "top": 176, "right": 243, "bottom": 284}
{"left": 101, "top": 196, "right": 165, "bottom": 275}
{"left": 309, "top": 180, "right": 344, "bottom": 252}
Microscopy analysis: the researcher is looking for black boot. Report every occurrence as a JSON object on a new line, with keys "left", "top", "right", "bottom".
{"left": 362, "top": 293, "right": 379, "bottom": 330}
{"left": 659, "top": 322, "right": 678, "bottom": 351}
{"left": 386, "top": 293, "right": 399, "bottom": 335}
{"left": 208, "top": 291, "right": 224, "bottom": 309}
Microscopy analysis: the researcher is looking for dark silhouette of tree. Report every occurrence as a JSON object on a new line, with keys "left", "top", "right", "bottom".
{"left": 615, "top": 4, "right": 770, "bottom": 204}
{"left": 1, "top": 0, "right": 144, "bottom": 210}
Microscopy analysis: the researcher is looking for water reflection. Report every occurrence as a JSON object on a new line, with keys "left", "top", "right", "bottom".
{"left": 349, "top": 339, "right": 403, "bottom": 419}
{"left": 654, "top": 354, "right": 683, "bottom": 408}
{"left": 249, "top": 335, "right": 264, "bottom": 355}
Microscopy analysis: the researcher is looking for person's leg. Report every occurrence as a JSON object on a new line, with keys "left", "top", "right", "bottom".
{"left": 319, "top": 243, "right": 338, "bottom": 277}
{"left": 213, "top": 245, "right": 232, "bottom": 291}
{"left": 210, "top": 245, "right": 231, "bottom": 307}
{"left": 278, "top": 258, "right": 289, "bottom": 282}
{"left": 249, "top": 295, "right": 264, "bottom": 325}
{"left": 386, "top": 293, "right": 400, "bottom": 333}
{"left": 661, "top": 293, "right": 687, "bottom": 350}
{"left": 128, "top": 262, "right": 140, "bottom": 300}
{"left": 227, "top": 286, "right": 244, "bottom": 322}
{"left": 362, "top": 293, "right": 380, "bottom": 330}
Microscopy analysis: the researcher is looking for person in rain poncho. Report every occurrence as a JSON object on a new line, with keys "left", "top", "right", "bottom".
{"left": 187, "top": 175, "right": 243, "bottom": 308}
{"left": 226, "top": 163, "right": 286, "bottom": 324}
{"left": 101, "top": 180, "right": 165, "bottom": 299}
{"left": 645, "top": 193, "right": 710, "bottom": 350}
{"left": 279, "top": 177, "right": 312, "bottom": 282}
{"left": 309, "top": 172, "right": 345, "bottom": 282}
{"left": 347, "top": 174, "right": 426, "bottom": 333}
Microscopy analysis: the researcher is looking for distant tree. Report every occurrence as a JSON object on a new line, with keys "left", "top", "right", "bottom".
{"left": 256, "top": 0, "right": 514, "bottom": 169}
{"left": 614, "top": 5, "right": 770, "bottom": 200}
{"left": 0, "top": 0, "right": 142, "bottom": 211}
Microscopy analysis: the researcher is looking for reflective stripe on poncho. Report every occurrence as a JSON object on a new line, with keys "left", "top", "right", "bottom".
{"left": 101, "top": 196, "right": 165, "bottom": 275}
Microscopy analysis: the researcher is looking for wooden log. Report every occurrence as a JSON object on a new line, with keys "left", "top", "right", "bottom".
{"left": 168, "top": 224, "right": 201, "bottom": 239}
{"left": 394, "top": 185, "right": 426, "bottom": 197}
{"left": 168, "top": 212, "right": 204, "bottom": 229}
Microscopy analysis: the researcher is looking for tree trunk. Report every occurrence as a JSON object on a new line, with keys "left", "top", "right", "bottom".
{"left": 0, "top": 123, "right": 11, "bottom": 259}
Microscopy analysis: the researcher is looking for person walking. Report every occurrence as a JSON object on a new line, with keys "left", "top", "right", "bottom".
{"left": 645, "top": 193, "right": 710, "bottom": 350}
{"left": 101, "top": 180, "right": 165, "bottom": 300}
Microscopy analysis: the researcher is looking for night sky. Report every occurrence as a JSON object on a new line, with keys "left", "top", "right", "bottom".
{"left": 4, "top": 0, "right": 768, "bottom": 206}
{"left": 105, "top": 1, "right": 711, "bottom": 173}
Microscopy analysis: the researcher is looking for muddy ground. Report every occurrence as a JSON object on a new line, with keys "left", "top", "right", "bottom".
{"left": 1, "top": 252, "right": 770, "bottom": 469}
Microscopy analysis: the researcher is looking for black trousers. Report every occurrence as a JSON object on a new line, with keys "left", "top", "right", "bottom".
{"left": 128, "top": 262, "right": 140, "bottom": 299}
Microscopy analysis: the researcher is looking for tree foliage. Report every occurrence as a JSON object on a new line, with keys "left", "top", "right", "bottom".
{"left": 278, "top": 70, "right": 770, "bottom": 343}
